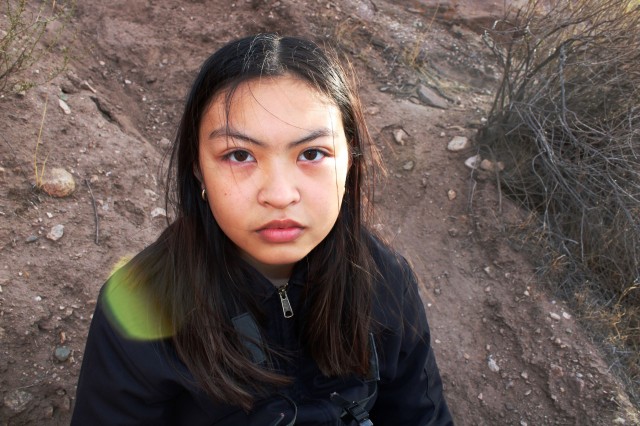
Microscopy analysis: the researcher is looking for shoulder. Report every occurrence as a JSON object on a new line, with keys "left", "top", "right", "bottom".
{"left": 363, "top": 228, "right": 415, "bottom": 291}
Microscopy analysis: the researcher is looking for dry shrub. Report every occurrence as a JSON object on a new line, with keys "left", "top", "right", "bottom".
{"left": 0, "top": 0, "right": 74, "bottom": 94}
{"left": 478, "top": 0, "right": 640, "bottom": 402}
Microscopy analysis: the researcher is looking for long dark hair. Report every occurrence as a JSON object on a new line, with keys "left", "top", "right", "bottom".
{"left": 117, "top": 34, "right": 378, "bottom": 410}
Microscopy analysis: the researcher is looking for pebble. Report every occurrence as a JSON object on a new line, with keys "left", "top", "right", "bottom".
{"left": 158, "top": 137, "right": 172, "bottom": 148}
{"left": 477, "top": 392, "right": 483, "bottom": 401}
{"left": 25, "top": 235, "right": 39, "bottom": 243}
{"left": 54, "top": 346, "right": 71, "bottom": 362}
{"left": 521, "top": 371, "right": 529, "bottom": 380}
{"left": 58, "top": 99, "right": 71, "bottom": 115}
{"left": 393, "top": 128, "right": 408, "bottom": 145}
{"left": 480, "top": 159, "right": 505, "bottom": 172}
{"left": 41, "top": 167, "right": 76, "bottom": 197}
{"left": 402, "top": 161, "right": 415, "bottom": 171}
{"left": 60, "top": 395, "right": 71, "bottom": 412}
{"left": 464, "top": 154, "right": 481, "bottom": 169}
{"left": 447, "top": 136, "right": 470, "bottom": 152}
{"left": 562, "top": 311, "right": 572, "bottom": 320}
{"left": 487, "top": 356, "right": 500, "bottom": 373}
{"left": 613, "top": 417, "right": 626, "bottom": 424}
{"left": 47, "top": 224, "right": 64, "bottom": 241}
{"left": 549, "top": 312, "right": 561, "bottom": 321}
{"left": 44, "top": 405, "right": 54, "bottom": 418}
{"left": 3, "top": 389, "right": 33, "bottom": 413}
{"left": 151, "top": 207, "right": 166, "bottom": 218}
{"left": 447, "top": 189, "right": 457, "bottom": 201}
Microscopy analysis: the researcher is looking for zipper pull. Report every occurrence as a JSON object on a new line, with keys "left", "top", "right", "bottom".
{"left": 278, "top": 285, "right": 294, "bottom": 319}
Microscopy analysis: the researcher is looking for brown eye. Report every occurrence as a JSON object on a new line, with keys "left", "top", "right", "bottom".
{"left": 227, "top": 150, "right": 254, "bottom": 163}
{"left": 299, "top": 149, "right": 325, "bottom": 162}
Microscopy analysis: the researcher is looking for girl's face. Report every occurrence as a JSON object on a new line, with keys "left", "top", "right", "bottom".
{"left": 198, "top": 76, "right": 350, "bottom": 280}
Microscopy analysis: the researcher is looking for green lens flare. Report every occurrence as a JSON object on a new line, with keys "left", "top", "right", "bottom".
{"left": 103, "top": 259, "right": 173, "bottom": 341}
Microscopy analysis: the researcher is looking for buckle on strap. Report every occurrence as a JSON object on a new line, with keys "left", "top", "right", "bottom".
{"left": 330, "top": 392, "right": 374, "bottom": 426}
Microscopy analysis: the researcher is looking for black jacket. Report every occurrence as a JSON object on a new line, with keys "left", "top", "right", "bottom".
{"left": 72, "top": 237, "right": 453, "bottom": 425}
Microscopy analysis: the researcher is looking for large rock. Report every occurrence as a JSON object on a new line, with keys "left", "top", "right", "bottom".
{"left": 41, "top": 168, "right": 75, "bottom": 197}
{"left": 417, "top": 85, "right": 449, "bottom": 109}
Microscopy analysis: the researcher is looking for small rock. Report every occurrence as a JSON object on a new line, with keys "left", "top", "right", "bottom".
{"left": 151, "top": 207, "right": 166, "bottom": 218}
{"left": 448, "top": 228, "right": 459, "bottom": 237}
{"left": 521, "top": 371, "right": 529, "bottom": 380}
{"left": 487, "top": 356, "right": 500, "bottom": 373}
{"left": 463, "top": 353, "right": 470, "bottom": 360}
{"left": 446, "top": 189, "right": 456, "bottom": 201}
{"left": 402, "top": 161, "right": 415, "bottom": 171}
{"left": 417, "top": 85, "right": 449, "bottom": 109}
{"left": 550, "top": 364, "right": 564, "bottom": 378}
{"left": 25, "top": 235, "right": 39, "bottom": 243}
{"left": 562, "top": 311, "right": 572, "bottom": 320}
{"left": 451, "top": 24, "right": 464, "bottom": 38}
{"left": 44, "top": 405, "right": 54, "bottom": 418}
{"left": 549, "top": 312, "right": 561, "bottom": 321}
{"left": 477, "top": 393, "right": 483, "bottom": 401}
{"left": 393, "top": 128, "right": 408, "bottom": 145}
{"left": 3, "top": 390, "right": 34, "bottom": 413}
{"left": 158, "top": 137, "right": 172, "bottom": 148}
{"left": 464, "top": 155, "right": 481, "bottom": 169}
{"left": 60, "top": 395, "right": 71, "bottom": 412}
{"left": 480, "top": 159, "right": 505, "bottom": 172}
{"left": 46, "top": 224, "right": 64, "bottom": 241}
{"left": 447, "top": 136, "right": 470, "bottom": 152}
{"left": 613, "top": 418, "right": 626, "bottom": 425}
{"left": 54, "top": 346, "right": 71, "bottom": 362}
{"left": 41, "top": 168, "right": 76, "bottom": 197}
{"left": 58, "top": 99, "right": 71, "bottom": 115}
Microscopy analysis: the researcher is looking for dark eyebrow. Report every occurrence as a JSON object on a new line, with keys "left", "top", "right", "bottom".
{"left": 207, "top": 128, "right": 336, "bottom": 148}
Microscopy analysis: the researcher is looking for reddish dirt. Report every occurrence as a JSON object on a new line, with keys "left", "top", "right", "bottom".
{"left": 0, "top": 0, "right": 638, "bottom": 424}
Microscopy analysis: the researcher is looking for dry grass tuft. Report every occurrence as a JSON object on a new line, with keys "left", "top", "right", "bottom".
{"left": 478, "top": 0, "right": 640, "bottom": 403}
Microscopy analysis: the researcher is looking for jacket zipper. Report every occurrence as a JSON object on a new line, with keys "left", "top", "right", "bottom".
{"left": 278, "top": 284, "right": 294, "bottom": 319}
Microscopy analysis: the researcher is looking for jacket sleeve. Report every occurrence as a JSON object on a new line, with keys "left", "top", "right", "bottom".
{"left": 71, "top": 296, "right": 182, "bottom": 425}
{"left": 370, "top": 257, "right": 454, "bottom": 426}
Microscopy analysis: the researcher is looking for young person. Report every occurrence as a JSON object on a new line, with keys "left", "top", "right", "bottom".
{"left": 72, "top": 34, "right": 453, "bottom": 425}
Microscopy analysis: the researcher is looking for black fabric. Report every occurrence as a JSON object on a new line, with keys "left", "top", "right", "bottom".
{"left": 71, "top": 235, "right": 453, "bottom": 425}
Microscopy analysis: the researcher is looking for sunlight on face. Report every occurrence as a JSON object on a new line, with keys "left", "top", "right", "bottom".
{"left": 197, "top": 76, "right": 350, "bottom": 280}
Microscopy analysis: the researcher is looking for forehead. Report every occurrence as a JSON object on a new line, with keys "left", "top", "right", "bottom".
{"left": 204, "top": 76, "right": 339, "bottom": 123}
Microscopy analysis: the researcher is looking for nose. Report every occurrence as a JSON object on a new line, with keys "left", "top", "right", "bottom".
{"left": 257, "top": 164, "right": 300, "bottom": 209}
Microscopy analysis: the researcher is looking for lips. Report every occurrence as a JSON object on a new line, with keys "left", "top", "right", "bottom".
{"left": 256, "top": 219, "right": 304, "bottom": 243}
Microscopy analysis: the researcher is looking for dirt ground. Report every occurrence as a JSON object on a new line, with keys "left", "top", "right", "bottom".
{"left": 1, "top": 0, "right": 638, "bottom": 424}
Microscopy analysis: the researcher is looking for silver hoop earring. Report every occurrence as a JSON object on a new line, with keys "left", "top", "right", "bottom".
{"left": 201, "top": 188, "right": 207, "bottom": 201}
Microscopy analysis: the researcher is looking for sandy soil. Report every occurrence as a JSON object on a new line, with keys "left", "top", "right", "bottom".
{"left": 0, "top": 0, "right": 638, "bottom": 424}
